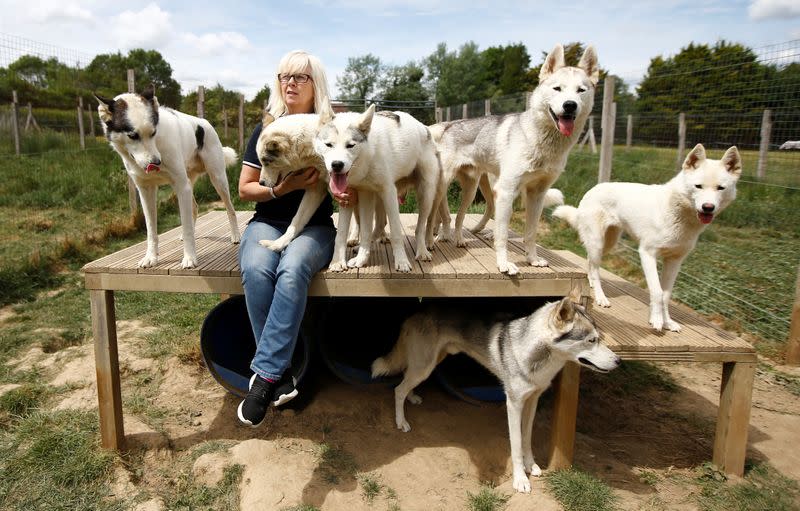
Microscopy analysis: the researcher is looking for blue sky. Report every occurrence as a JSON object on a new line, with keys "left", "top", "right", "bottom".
{"left": 0, "top": 0, "right": 798, "bottom": 100}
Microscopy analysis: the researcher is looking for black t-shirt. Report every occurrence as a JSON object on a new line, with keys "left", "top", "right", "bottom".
{"left": 242, "top": 123, "right": 334, "bottom": 228}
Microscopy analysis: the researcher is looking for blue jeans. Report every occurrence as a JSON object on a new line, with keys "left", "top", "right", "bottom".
{"left": 238, "top": 220, "right": 335, "bottom": 381}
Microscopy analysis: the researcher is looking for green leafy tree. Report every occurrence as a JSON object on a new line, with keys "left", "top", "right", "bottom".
{"left": 380, "top": 62, "right": 433, "bottom": 123}
{"left": 84, "top": 49, "right": 181, "bottom": 107}
{"left": 336, "top": 54, "right": 382, "bottom": 100}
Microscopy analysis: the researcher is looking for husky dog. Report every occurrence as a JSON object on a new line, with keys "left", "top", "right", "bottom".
{"left": 96, "top": 85, "right": 240, "bottom": 269}
{"left": 314, "top": 105, "right": 444, "bottom": 272}
{"left": 430, "top": 44, "right": 598, "bottom": 275}
{"left": 553, "top": 144, "right": 742, "bottom": 332}
{"left": 254, "top": 112, "right": 331, "bottom": 252}
{"left": 372, "top": 287, "right": 620, "bottom": 493}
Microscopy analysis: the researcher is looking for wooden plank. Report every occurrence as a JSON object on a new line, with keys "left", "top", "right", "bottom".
{"left": 137, "top": 212, "right": 228, "bottom": 275}
{"left": 713, "top": 362, "right": 755, "bottom": 476}
{"left": 90, "top": 290, "right": 125, "bottom": 450}
{"left": 548, "top": 362, "right": 581, "bottom": 470}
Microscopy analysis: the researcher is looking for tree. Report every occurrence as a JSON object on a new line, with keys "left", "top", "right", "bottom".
{"left": 336, "top": 54, "right": 382, "bottom": 100}
{"left": 84, "top": 49, "right": 181, "bottom": 107}
{"left": 380, "top": 62, "right": 433, "bottom": 124}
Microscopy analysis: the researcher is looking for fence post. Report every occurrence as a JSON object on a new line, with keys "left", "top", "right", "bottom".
{"left": 197, "top": 86, "right": 205, "bottom": 118}
{"left": 77, "top": 96, "right": 86, "bottom": 150}
{"left": 787, "top": 266, "right": 800, "bottom": 365}
{"left": 598, "top": 76, "right": 615, "bottom": 183}
{"left": 757, "top": 109, "right": 772, "bottom": 180}
{"left": 11, "top": 91, "right": 20, "bottom": 156}
{"left": 87, "top": 102, "right": 95, "bottom": 137}
{"left": 238, "top": 93, "right": 245, "bottom": 153}
{"left": 435, "top": 107, "right": 442, "bottom": 123}
{"left": 126, "top": 69, "right": 138, "bottom": 218}
{"left": 223, "top": 109, "right": 229, "bottom": 138}
{"left": 446, "top": 106, "right": 451, "bottom": 122}
{"left": 462, "top": 103, "right": 468, "bottom": 120}
{"left": 676, "top": 112, "right": 686, "bottom": 170}
{"left": 485, "top": 99, "right": 491, "bottom": 116}
{"left": 626, "top": 114, "right": 633, "bottom": 149}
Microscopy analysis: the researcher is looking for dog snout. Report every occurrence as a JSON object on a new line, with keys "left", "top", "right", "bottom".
{"left": 331, "top": 160, "right": 345, "bottom": 172}
{"left": 562, "top": 101, "right": 578, "bottom": 116}
{"left": 259, "top": 179, "right": 266, "bottom": 187}
{"left": 702, "top": 203, "right": 715, "bottom": 213}
{"left": 150, "top": 157, "right": 161, "bottom": 166}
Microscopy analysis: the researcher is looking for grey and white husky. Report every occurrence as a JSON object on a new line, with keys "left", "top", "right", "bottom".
{"left": 371, "top": 288, "right": 620, "bottom": 493}
{"left": 430, "top": 44, "right": 599, "bottom": 275}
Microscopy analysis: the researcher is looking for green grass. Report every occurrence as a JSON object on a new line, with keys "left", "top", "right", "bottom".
{"left": 358, "top": 473, "right": 382, "bottom": 503}
{"left": 466, "top": 485, "right": 510, "bottom": 511}
{"left": 316, "top": 443, "right": 358, "bottom": 485}
{"left": 545, "top": 467, "right": 618, "bottom": 511}
{"left": 695, "top": 462, "right": 800, "bottom": 511}
{"left": 162, "top": 463, "right": 244, "bottom": 511}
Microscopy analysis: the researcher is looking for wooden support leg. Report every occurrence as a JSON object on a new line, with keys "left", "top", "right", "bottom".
{"left": 548, "top": 361, "right": 581, "bottom": 470}
{"left": 90, "top": 289, "right": 125, "bottom": 450}
{"left": 713, "top": 361, "right": 755, "bottom": 476}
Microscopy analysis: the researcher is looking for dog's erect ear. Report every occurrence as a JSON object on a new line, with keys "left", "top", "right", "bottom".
{"left": 721, "top": 146, "right": 743, "bottom": 177}
{"left": 553, "top": 297, "right": 576, "bottom": 327}
{"left": 141, "top": 83, "right": 156, "bottom": 101}
{"left": 578, "top": 45, "right": 600, "bottom": 86}
{"left": 318, "top": 110, "right": 334, "bottom": 126}
{"left": 94, "top": 94, "right": 115, "bottom": 122}
{"left": 357, "top": 104, "right": 376, "bottom": 135}
{"left": 682, "top": 143, "right": 707, "bottom": 171}
{"left": 539, "top": 44, "right": 566, "bottom": 82}
{"left": 262, "top": 112, "right": 275, "bottom": 128}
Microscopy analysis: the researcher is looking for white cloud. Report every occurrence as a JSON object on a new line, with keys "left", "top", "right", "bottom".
{"left": 111, "top": 3, "right": 173, "bottom": 50}
{"left": 749, "top": 0, "right": 800, "bottom": 20}
{"left": 28, "top": 2, "right": 94, "bottom": 23}
{"left": 181, "top": 31, "right": 251, "bottom": 55}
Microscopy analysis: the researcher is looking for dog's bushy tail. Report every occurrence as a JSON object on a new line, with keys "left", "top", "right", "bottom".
{"left": 371, "top": 339, "right": 408, "bottom": 378}
{"left": 552, "top": 204, "right": 578, "bottom": 228}
{"left": 544, "top": 188, "right": 565, "bottom": 208}
{"left": 222, "top": 147, "right": 238, "bottom": 168}
{"left": 427, "top": 124, "right": 446, "bottom": 144}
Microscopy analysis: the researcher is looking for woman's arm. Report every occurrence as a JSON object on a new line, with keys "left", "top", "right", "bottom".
{"left": 238, "top": 165, "right": 321, "bottom": 202}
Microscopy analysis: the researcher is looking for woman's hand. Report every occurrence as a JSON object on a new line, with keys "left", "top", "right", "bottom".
{"left": 274, "top": 167, "right": 320, "bottom": 196}
{"left": 333, "top": 187, "right": 358, "bottom": 208}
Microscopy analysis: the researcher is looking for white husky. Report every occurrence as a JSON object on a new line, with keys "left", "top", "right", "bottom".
{"left": 96, "top": 85, "right": 240, "bottom": 269}
{"left": 372, "top": 286, "right": 620, "bottom": 493}
{"left": 430, "top": 44, "right": 599, "bottom": 275}
{"left": 553, "top": 144, "right": 742, "bottom": 331}
{"left": 314, "top": 105, "right": 443, "bottom": 272}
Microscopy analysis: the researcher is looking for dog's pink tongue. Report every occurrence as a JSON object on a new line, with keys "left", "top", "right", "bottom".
{"left": 698, "top": 212, "right": 714, "bottom": 224}
{"left": 558, "top": 117, "right": 575, "bottom": 136}
{"left": 145, "top": 163, "right": 160, "bottom": 173}
{"left": 330, "top": 173, "right": 348, "bottom": 196}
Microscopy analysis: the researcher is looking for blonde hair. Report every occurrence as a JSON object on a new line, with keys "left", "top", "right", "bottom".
{"left": 267, "top": 50, "right": 334, "bottom": 118}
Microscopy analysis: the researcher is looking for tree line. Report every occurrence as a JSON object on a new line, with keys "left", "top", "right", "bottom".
{"left": 1, "top": 40, "right": 797, "bottom": 147}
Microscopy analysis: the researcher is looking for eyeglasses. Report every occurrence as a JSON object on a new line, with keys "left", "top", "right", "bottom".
{"left": 278, "top": 73, "right": 312, "bottom": 84}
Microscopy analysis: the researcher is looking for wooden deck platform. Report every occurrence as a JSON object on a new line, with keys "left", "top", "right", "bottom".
{"left": 82, "top": 211, "right": 756, "bottom": 476}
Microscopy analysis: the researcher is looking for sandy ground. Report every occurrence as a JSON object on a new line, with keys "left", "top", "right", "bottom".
{"left": 4, "top": 318, "right": 800, "bottom": 511}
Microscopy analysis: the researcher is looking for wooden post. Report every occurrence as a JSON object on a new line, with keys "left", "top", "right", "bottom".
{"left": 24, "top": 102, "right": 40, "bottom": 132}
{"left": 435, "top": 107, "right": 442, "bottom": 123}
{"left": 238, "top": 93, "right": 245, "bottom": 153}
{"left": 548, "top": 362, "right": 581, "bottom": 469}
{"left": 11, "top": 91, "right": 20, "bottom": 156}
{"left": 87, "top": 102, "right": 95, "bottom": 137}
{"left": 787, "top": 266, "right": 800, "bottom": 365}
{"left": 713, "top": 362, "right": 755, "bottom": 476}
{"left": 126, "top": 69, "right": 139, "bottom": 218}
{"left": 77, "top": 96, "right": 85, "bottom": 150}
{"left": 485, "top": 98, "right": 491, "bottom": 116}
{"left": 676, "top": 112, "right": 686, "bottom": 171}
{"left": 90, "top": 290, "right": 125, "bottom": 450}
{"left": 598, "top": 75, "right": 616, "bottom": 183}
{"left": 757, "top": 109, "right": 772, "bottom": 180}
{"left": 197, "top": 86, "right": 205, "bottom": 118}
{"left": 626, "top": 114, "right": 633, "bottom": 149}
{"left": 579, "top": 116, "right": 597, "bottom": 154}
{"left": 446, "top": 106, "right": 451, "bottom": 122}
{"left": 223, "top": 109, "right": 229, "bottom": 138}
{"left": 462, "top": 103, "right": 468, "bottom": 120}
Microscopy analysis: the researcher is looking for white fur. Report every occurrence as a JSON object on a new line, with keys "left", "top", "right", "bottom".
{"left": 315, "top": 105, "right": 444, "bottom": 272}
{"left": 432, "top": 44, "right": 599, "bottom": 275}
{"left": 97, "top": 91, "right": 240, "bottom": 269}
{"left": 553, "top": 143, "right": 742, "bottom": 331}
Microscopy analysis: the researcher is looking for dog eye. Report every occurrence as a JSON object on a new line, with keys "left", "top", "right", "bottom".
{"left": 128, "top": 132, "right": 140, "bottom": 141}
{"left": 345, "top": 143, "right": 355, "bottom": 149}
{"left": 325, "top": 142, "right": 333, "bottom": 148}
{"left": 717, "top": 185, "right": 725, "bottom": 191}
{"left": 152, "top": 130, "right": 157, "bottom": 137}
{"left": 694, "top": 184, "right": 703, "bottom": 189}
{"left": 577, "top": 86, "right": 587, "bottom": 93}
{"left": 553, "top": 86, "right": 561, "bottom": 92}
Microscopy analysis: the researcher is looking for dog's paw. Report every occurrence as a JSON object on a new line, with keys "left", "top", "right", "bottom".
{"left": 348, "top": 252, "right": 369, "bottom": 268}
{"left": 664, "top": 319, "right": 682, "bottom": 332}
{"left": 407, "top": 392, "right": 422, "bottom": 405}
{"left": 480, "top": 229, "right": 495, "bottom": 241}
{"left": 455, "top": 236, "right": 467, "bottom": 248}
{"left": 396, "top": 419, "right": 411, "bottom": 433}
{"left": 138, "top": 253, "right": 158, "bottom": 268}
{"left": 526, "top": 462, "right": 542, "bottom": 477}
{"left": 259, "top": 237, "right": 289, "bottom": 252}
{"left": 649, "top": 316, "right": 664, "bottom": 332}
{"left": 498, "top": 261, "right": 519, "bottom": 276}
{"left": 180, "top": 254, "right": 197, "bottom": 269}
{"left": 328, "top": 260, "right": 348, "bottom": 272}
{"left": 395, "top": 259, "right": 412, "bottom": 272}
{"left": 435, "top": 230, "right": 453, "bottom": 243}
{"left": 371, "top": 231, "right": 390, "bottom": 244}
{"left": 415, "top": 249, "right": 432, "bottom": 262}
{"left": 595, "top": 295, "right": 611, "bottom": 308}
{"left": 527, "top": 256, "right": 549, "bottom": 267}
{"left": 346, "top": 237, "right": 359, "bottom": 247}
{"left": 230, "top": 230, "right": 241, "bottom": 244}
{"left": 512, "top": 472, "right": 531, "bottom": 493}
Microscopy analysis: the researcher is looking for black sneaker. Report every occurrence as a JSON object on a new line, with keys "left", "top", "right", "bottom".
{"left": 237, "top": 374, "right": 273, "bottom": 427}
{"left": 271, "top": 373, "right": 298, "bottom": 407}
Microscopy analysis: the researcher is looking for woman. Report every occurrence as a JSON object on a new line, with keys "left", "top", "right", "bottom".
{"left": 237, "top": 50, "right": 352, "bottom": 427}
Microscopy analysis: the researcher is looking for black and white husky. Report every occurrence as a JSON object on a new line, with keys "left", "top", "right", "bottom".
{"left": 372, "top": 287, "right": 620, "bottom": 493}
{"left": 95, "top": 85, "right": 240, "bottom": 269}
